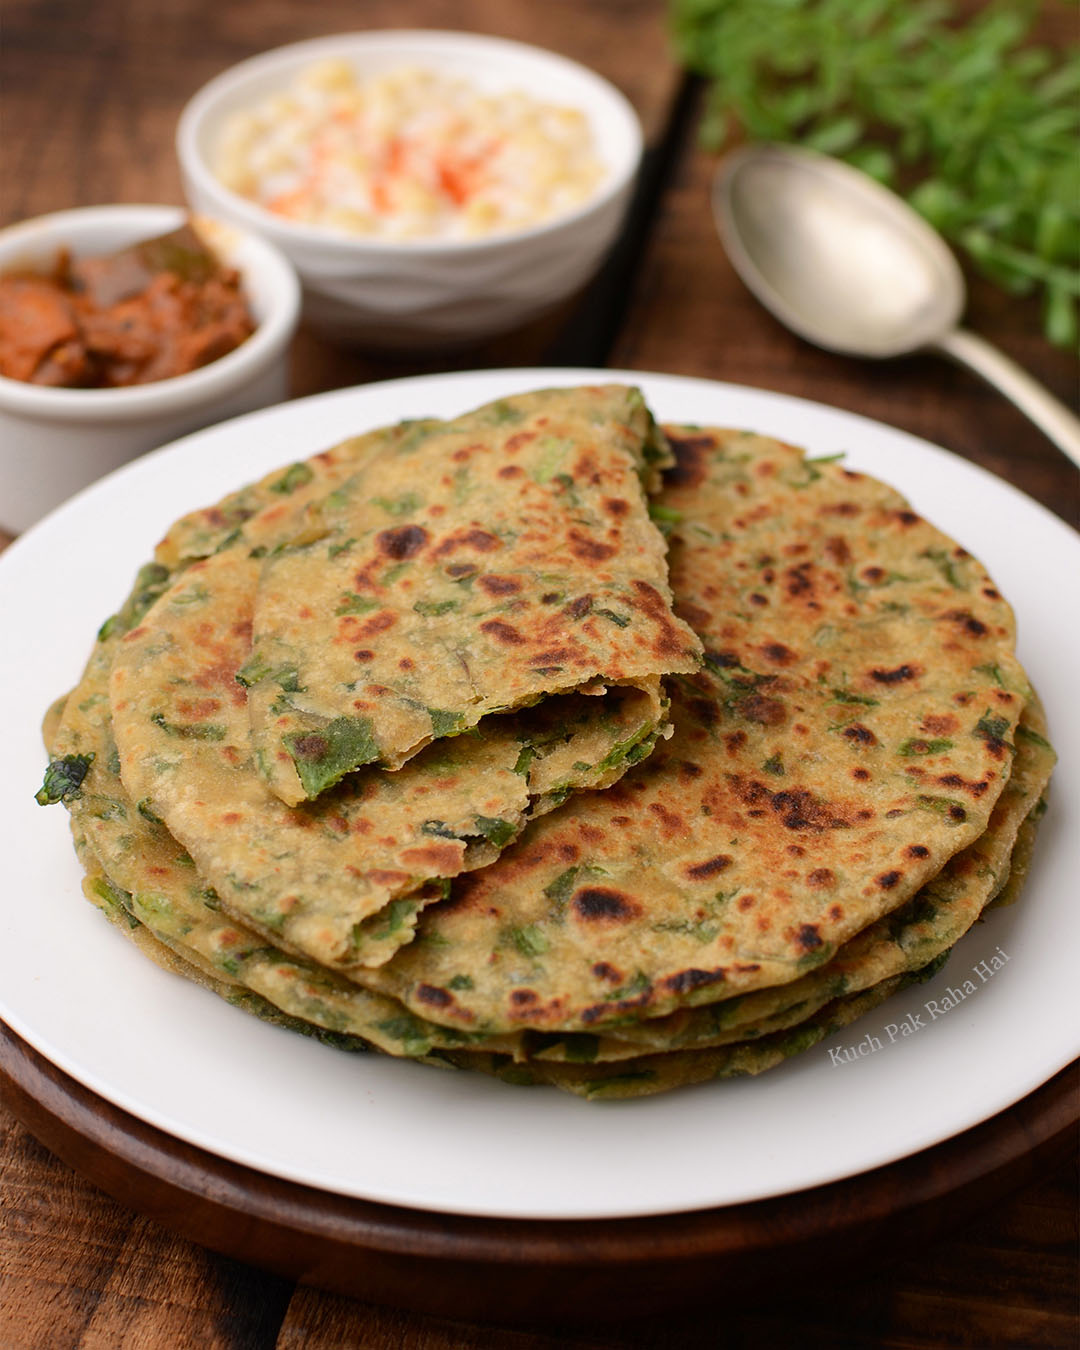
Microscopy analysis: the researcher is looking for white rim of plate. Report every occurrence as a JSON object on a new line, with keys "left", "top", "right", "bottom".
{"left": 1, "top": 367, "right": 1076, "bottom": 1221}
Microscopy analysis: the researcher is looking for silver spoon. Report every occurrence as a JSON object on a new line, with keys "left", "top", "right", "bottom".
{"left": 714, "top": 143, "right": 1080, "bottom": 468}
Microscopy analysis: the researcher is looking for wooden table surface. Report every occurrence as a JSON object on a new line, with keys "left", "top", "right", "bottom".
{"left": 2, "top": 2, "right": 1077, "bottom": 1346}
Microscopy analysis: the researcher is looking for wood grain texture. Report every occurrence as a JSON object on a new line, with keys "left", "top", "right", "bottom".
{"left": 0, "top": 0, "right": 676, "bottom": 224}
{"left": 1, "top": 1082, "right": 1076, "bottom": 1350}
{"left": 1, "top": 1022, "right": 1077, "bottom": 1343}
{"left": 276, "top": 1148, "right": 1080, "bottom": 1349}
{"left": 0, "top": 0, "right": 684, "bottom": 384}
{"left": 0, "top": 1098, "right": 293, "bottom": 1350}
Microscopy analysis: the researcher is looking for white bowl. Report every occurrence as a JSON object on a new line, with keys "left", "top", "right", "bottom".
{"left": 176, "top": 30, "right": 643, "bottom": 349}
{"left": 0, "top": 205, "right": 300, "bottom": 532}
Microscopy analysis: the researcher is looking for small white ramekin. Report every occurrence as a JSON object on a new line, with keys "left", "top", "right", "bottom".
{"left": 0, "top": 204, "right": 300, "bottom": 532}
{"left": 176, "top": 30, "right": 643, "bottom": 349}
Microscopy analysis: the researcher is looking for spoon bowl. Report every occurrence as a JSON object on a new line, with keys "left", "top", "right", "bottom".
{"left": 714, "top": 144, "right": 1080, "bottom": 465}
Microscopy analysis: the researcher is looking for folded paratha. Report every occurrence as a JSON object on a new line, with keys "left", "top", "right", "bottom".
{"left": 109, "top": 546, "right": 668, "bottom": 969}
{"left": 52, "top": 392, "right": 685, "bottom": 972}
{"left": 244, "top": 386, "right": 701, "bottom": 805}
{"left": 362, "top": 427, "right": 1032, "bottom": 1034}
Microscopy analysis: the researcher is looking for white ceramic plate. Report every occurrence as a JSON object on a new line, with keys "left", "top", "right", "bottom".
{"left": 2, "top": 369, "right": 1076, "bottom": 1221}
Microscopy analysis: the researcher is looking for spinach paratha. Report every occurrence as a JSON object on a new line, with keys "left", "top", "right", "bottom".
{"left": 47, "top": 601, "right": 1048, "bottom": 1072}
{"left": 54, "top": 393, "right": 684, "bottom": 974}
{"left": 245, "top": 386, "right": 701, "bottom": 805}
{"left": 37, "top": 404, "right": 1052, "bottom": 1099}
{"left": 66, "top": 807, "right": 957, "bottom": 1097}
{"left": 443, "top": 960, "right": 946, "bottom": 1099}
{"left": 108, "top": 546, "right": 669, "bottom": 969}
{"left": 151, "top": 420, "right": 442, "bottom": 571}
{"left": 529, "top": 697, "right": 1052, "bottom": 1061}
{"left": 362, "top": 427, "right": 1032, "bottom": 1034}
{"left": 62, "top": 711, "right": 1045, "bottom": 1069}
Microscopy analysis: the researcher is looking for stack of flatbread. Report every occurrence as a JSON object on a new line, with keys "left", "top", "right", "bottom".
{"left": 39, "top": 386, "right": 1055, "bottom": 1097}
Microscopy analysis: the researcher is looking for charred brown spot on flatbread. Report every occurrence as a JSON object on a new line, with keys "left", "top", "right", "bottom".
{"left": 871, "top": 664, "right": 920, "bottom": 684}
{"left": 355, "top": 611, "right": 397, "bottom": 638}
{"left": 824, "top": 536, "right": 852, "bottom": 565}
{"left": 795, "top": 924, "right": 823, "bottom": 951}
{"left": 678, "top": 602, "right": 712, "bottom": 631}
{"left": 733, "top": 777, "right": 853, "bottom": 832}
{"left": 685, "top": 854, "right": 733, "bottom": 881}
{"left": 400, "top": 842, "right": 465, "bottom": 871}
{"left": 785, "top": 563, "right": 815, "bottom": 598}
{"left": 921, "top": 713, "right": 957, "bottom": 735}
{"left": 531, "top": 647, "right": 576, "bottom": 666}
{"left": 434, "top": 528, "right": 501, "bottom": 556}
{"left": 648, "top": 802, "right": 685, "bottom": 835}
{"left": 936, "top": 772, "right": 991, "bottom": 796}
{"left": 415, "top": 983, "right": 454, "bottom": 1008}
{"left": 572, "top": 887, "right": 642, "bottom": 922}
{"left": 480, "top": 619, "right": 525, "bottom": 645}
{"left": 706, "top": 649, "right": 740, "bottom": 668}
{"left": 742, "top": 694, "right": 787, "bottom": 726}
{"left": 942, "top": 609, "right": 988, "bottom": 637}
{"left": 631, "top": 580, "right": 698, "bottom": 659}
{"left": 568, "top": 530, "right": 615, "bottom": 563}
{"left": 665, "top": 432, "right": 716, "bottom": 488}
{"left": 376, "top": 524, "right": 428, "bottom": 559}
{"left": 761, "top": 642, "right": 797, "bottom": 665}
{"left": 664, "top": 967, "right": 727, "bottom": 994}
{"left": 478, "top": 574, "right": 521, "bottom": 596}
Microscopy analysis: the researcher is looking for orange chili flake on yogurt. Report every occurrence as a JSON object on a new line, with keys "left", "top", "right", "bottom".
{"left": 213, "top": 61, "right": 605, "bottom": 241}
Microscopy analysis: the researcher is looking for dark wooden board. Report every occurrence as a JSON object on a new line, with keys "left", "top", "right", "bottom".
{"left": 1, "top": 1020, "right": 1076, "bottom": 1328}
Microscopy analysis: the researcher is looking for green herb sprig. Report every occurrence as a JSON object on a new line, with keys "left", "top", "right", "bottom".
{"left": 672, "top": 0, "right": 1080, "bottom": 347}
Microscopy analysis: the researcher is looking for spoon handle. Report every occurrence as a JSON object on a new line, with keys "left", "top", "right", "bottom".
{"left": 932, "top": 328, "right": 1080, "bottom": 469}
